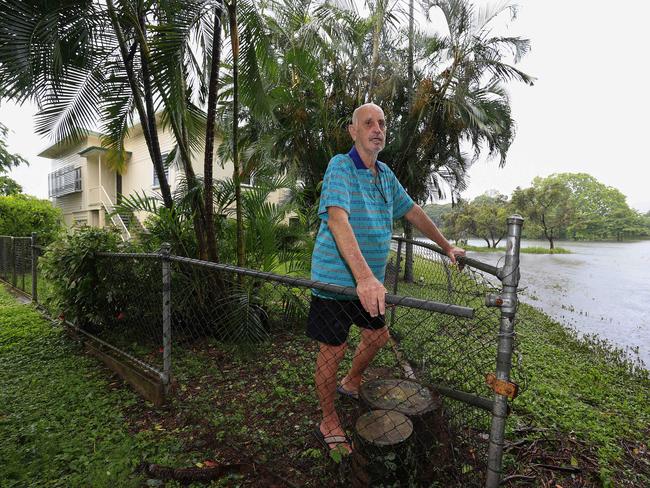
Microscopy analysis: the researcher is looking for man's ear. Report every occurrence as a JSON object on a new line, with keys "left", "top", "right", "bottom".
{"left": 348, "top": 123, "right": 357, "bottom": 141}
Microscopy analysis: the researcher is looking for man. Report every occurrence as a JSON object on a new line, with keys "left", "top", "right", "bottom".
{"left": 308, "top": 103, "right": 465, "bottom": 454}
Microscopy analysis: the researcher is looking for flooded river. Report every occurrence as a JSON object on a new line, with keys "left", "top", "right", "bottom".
{"left": 464, "top": 239, "right": 650, "bottom": 368}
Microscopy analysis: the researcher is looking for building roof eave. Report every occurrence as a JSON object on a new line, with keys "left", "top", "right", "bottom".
{"left": 37, "top": 131, "right": 104, "bottom": 158}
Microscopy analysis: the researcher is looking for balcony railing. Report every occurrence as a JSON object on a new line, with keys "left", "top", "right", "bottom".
{"left": 48, "top": 165, "right": 82, "bottom": 198}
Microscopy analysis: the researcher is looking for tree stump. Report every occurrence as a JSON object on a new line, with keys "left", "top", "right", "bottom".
{"left": 359, "top": 379, "right": 442, "bottom": 483}
{"left": 352, "top": 409, "right": 416, "bottom": 488}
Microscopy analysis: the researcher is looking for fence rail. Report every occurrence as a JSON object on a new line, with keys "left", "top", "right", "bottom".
{"left": 0, "top": 217, "right": 524, "bottom": 487}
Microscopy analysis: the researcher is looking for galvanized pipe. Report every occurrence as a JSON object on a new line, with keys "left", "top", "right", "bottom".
{"left": 167, "top": 254, "right": 475, "bottom": 319}
{"left": 11, "top": 237, "right": 16, "bottom": 287}
{"left": 161, "top": 243, "right": 172, "bottom": 392}
{"left": 391, "top": 236, "right": 500, "bottom": 277}
{"left": 389, "top": 239, "right": 403, "bottom": 329}
{"left": 486, "top": 215, "right": 523, "bottom": 488}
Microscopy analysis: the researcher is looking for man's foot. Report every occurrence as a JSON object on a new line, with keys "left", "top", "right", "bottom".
{"left": 314, "top": 423, "right": 352, "bottom": 454}
{"left": 336, "top": 383, "right": 359, "bottom": 400}
{"left": 339, "top": 375, "right": 361, "bottom": 399}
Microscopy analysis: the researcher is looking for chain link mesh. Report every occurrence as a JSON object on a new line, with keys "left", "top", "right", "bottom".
{"left": 1, "top": 234, "right": 523, "bottom": 486}
{"left": 0, "top": 236, "right": 33, "bottom": 295}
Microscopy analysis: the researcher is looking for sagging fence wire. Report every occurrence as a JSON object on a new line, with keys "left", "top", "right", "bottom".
{"left": 0, "top": 216, "right": 524, "bottom": 487}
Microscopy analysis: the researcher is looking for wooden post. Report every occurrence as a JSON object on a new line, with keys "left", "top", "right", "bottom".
{"left": 352, "top": 410, "right": 416, "bottom": 487}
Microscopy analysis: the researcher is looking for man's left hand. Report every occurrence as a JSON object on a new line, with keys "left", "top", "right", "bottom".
{"left": 446, "top": 246, "right": 466, "bottom": 267}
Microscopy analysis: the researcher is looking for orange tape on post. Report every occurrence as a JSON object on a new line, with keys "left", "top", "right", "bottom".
{"left": 485, "top": 373, "right": 519, "bottom": 400}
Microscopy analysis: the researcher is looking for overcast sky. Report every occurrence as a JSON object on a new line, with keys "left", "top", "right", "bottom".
{"left": 1, "top": 0, "right": 649, "bottom": 212}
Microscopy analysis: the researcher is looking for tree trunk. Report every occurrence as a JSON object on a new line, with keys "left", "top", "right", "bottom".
{"left": 407, "top": 0, "right": 414, "bottom": 108}
{"left": 138, "top": 11, "right": 173, "bottom": 210}
{"left": 483, "top": 238, "right": 490, "bottom": 248}
{"left": 367, "top": 0, "right": 386, "bottom": 101}
{"left": 403, "top": 220, "right": 414, "bottom": 283}
{"left": 228, "top": 0, "right": 245, "bottom": 268}
{"left": 106, "top": 0, "right": 173, "bottom": 209}
{"left": 128, "top": 0, "right": 208, "bottom": 256}
{"left": 203, "top": 3, "right": 224, "bottom": 263}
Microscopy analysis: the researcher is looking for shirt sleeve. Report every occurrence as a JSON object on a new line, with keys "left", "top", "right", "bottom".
{"left": 318, "top": 155, "right": 352, "bottom": 221}
{"left": 390, "top": 170, "right": 415, "bottom": 219}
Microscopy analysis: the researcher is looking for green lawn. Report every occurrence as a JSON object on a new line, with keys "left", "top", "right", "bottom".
{"left": 0, "top": 286, "right": 150, "bottom": 487}
{"left": 2, "top": 250, "right": 649, "bottom": 487}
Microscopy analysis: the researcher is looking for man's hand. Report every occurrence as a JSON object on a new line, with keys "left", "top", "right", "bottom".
{"left": 356, "top": 275, "right": 387, "bottom": 317}
{"left": 445, "top": 246, "right": 466, "bottom": 268}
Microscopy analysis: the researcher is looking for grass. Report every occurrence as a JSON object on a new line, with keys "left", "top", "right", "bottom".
{"left": 0, "top": 286, "right": 147, "bottom": 487}
{"left": 2, "top": 248, "right": 649, "bottom": 487}
{"left": 461, "top": 244, "right": 571, "bottom": 254}
{"left": 391, "top": 254, "right": 650, "bottom": 486}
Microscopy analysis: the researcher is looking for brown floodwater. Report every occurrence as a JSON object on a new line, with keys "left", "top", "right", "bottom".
{"left": 463, "top": 239, "right": 650, "bottom": 369}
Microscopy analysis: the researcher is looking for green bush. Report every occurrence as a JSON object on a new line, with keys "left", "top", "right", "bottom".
{"left": 0, "top": 194, "right": 63, "bottom": 244}
{"left": 40, "top": 226, "right": 159, "bottom": 330}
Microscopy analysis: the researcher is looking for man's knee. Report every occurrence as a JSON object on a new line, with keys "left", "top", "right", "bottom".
{"left": 319, "top": 341, "right": 348, "bottom": 361}
{"left": 362, "top": 326, "right": 390, "bottom": 349}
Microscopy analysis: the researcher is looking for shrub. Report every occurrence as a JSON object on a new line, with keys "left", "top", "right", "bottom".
{"left": 40, "top": 227, "right": 159, "bottom": 330}
{"left": 0, "top": 194, "right": 63, "bottom": 244}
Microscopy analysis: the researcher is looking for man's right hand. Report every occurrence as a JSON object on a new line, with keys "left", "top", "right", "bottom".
{"left": 356, "top": 275, "right": 387, "bottom": 317}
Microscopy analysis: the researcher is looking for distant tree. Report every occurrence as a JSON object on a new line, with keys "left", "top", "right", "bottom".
{"left": 511, "top": 176, "right": 575, "bottom": 249}
{"left": 0, "top": 175, "right": 22, "bottom": 195}
{"left": 553, "top": 173, "right": 647, "bottom": 241}
{"left": 0, "top": 122, "right": 28, "bottom": 173}
{"left": 472, "top": 191, "right": 510, "bottom": 247}
{"left": 443, "top": 199, "right": 475, "bottom": 244}
{"left": 422, "top": 203, "right": 453, "bottom": 228}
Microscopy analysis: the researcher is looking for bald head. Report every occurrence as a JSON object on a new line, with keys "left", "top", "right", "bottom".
{"left": 349, "top": 103, "right": 386, "bottom": 161}
{"left": 351, "top": 103, "right": 384, "bottom": 126}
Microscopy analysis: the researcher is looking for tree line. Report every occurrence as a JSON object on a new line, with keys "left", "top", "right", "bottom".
{"left": 436, "top": 173, "right": 650, "bottom": 248}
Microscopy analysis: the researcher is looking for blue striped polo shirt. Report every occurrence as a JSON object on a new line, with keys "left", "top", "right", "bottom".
{"left": 311, "top": 146, "right": 414, "bottom": 299}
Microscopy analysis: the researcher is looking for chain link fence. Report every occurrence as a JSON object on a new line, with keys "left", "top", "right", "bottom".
{"left": 0, "top": 235, "right": 33, "bottom": 296}
{"left": 0, "top": 216, "right": 524, "bottom": 487}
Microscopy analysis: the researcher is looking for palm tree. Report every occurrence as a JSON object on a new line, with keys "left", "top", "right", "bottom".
{"left": 376, "top": 0, "right": 533, "bottom": 279}
{"left": 0, "top": 0, "right": 274, "bottom": 263}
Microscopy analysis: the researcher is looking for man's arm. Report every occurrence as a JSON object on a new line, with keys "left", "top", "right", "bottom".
{"left": 404, "top": 204, "right": 465, "bottom": 264}
{"left": 327, "top": 206, "right": 386, "bottom": 317}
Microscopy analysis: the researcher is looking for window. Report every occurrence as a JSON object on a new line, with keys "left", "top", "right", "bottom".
{"left": 48, "top": 165, "right": 82, "bottom": 197}
{"left": 153, "top": 153, "right": 170, "bottom": 188}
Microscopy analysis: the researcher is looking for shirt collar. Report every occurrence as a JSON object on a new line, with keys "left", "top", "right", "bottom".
{"left": 348, "top": 146, "right": 383, "bottom": 172}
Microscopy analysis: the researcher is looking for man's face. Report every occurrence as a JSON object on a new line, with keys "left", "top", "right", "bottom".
{"left": 349, "top": 105, "right": 386, "bottom": 156}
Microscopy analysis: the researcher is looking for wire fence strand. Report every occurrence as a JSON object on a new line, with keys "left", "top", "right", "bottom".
{"left": 0, "top": 227, "right": 525, "bottom": 487}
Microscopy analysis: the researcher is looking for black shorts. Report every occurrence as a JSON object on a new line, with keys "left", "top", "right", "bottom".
{"left": 306, "top": 295, "right": 386, "bottom": 346}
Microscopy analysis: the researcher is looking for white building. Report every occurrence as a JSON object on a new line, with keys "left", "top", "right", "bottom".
{"left": 39, "top": 124, "right": 286, "bottom": 239}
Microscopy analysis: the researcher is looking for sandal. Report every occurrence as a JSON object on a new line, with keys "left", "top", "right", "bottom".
{"left": 312, "top": 426, "right": 352, "bottom": 456}
{"left": 336, "top": 384, "right": 359, "bottom": 401}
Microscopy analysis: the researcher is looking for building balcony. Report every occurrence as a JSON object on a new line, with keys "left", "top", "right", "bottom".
{"left": 48, "top": 165, "right": 82, "bottom": 198}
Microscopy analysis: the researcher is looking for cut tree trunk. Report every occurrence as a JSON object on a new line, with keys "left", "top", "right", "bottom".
{"left": 352, "top": 409, "right": 416, "bottom": 487}
{"left": 359, "top": 378, "right": 446, "bottom": 484}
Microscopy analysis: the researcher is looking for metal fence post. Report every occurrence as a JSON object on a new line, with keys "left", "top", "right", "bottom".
{"left": 161, "top": 243, "right": 172, "bottom": 393}
{"left": 10, "top": 236, "right": 16, "bottom": 287}
{"left": 31, "top": 232, "right": 38, "bottom": 303}
{"left": 486, "top": 215, "right": 523, "bottom": 488}
{"left": 389, "top": 238, "right": 403, "bottom": 329}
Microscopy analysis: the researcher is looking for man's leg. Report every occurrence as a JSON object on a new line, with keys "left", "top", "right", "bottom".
{"left": 341, "top": 326, "right": 390, "bottom": 394}
{"left": 315, "top": 341, "right": 351, "bottom": 451}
